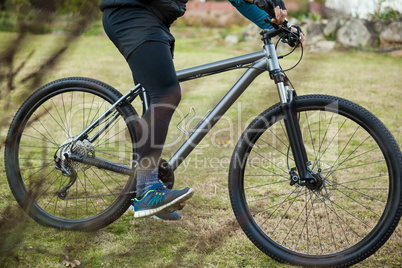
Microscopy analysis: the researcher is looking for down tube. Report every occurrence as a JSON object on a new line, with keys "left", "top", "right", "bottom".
{"left": 169, "top": 58, "right": 267, "bottom": 170}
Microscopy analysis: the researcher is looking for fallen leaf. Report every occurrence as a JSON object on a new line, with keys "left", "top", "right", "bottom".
{"left": 62, "top": 256, "right": 81, "bottom": 267}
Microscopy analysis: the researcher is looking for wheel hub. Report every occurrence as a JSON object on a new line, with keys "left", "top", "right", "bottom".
{"left": 305, "top": 173, "right": 324, "bottom": 190}
{"left": 289, "top": 162, "right": 337, "bottom": 202}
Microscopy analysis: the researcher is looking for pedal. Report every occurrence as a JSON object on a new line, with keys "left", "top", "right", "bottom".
{"left": 163, "top": 202, "right": 186, "bottom": 213}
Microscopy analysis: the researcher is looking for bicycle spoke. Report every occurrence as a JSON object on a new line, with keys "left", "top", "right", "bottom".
{"left": 317, "top": 118, "right": 346, "bottom": 164}
{"left": 84, "top": 94, "right": 97, "bottom": 127}
{"left": 317, "top": 113, "right": 335, "bottom": 160}
{"left": 60, "top": 93, "right": 70, "bottom": 137}
{"left": 334, "top": 182, "right": 387, "bottom": 204}
{"left": 35, "top": 171, "right": 62, "bottom": 204}
{"left": 249, "top": 187, "right": 302, "bottom": 206}
{"left": 304, "top": 111, "right": 318, "bottom": 163}
{"left": 250, "top": 150, "right": 289, "bottom": 175}
{"left": 330, "top": 158, "right": 384, "bottom": 172}
{"left": 90, "top": 167, "right": 119, "bottom": 199}
{"left": 244, "top": 178, "right": 289, "bottom": 190}
{"left": 258, "top": 138, "right": 294, "bottom": 161}
{"left": 43, "top": 102, "right": 70, "bottom": 138}
{"left": 25, "top": 122, "right": 59, "bottom": 147}
{"left": 93, "top": 123, "right": 127, "bottom": 149}
{"left": 69, "top": 92, "right": 74, "bottom": 135}
{"left": 281, "top": 190, "right": 314, "bottom": 247}
{"left": 327, "top": 134, "right": 370, "bottom": 178}
{"left": 99, "top": 168, "right": 124, "bottom": 189}
{"left": 79, "top": 172, "right": 99, "bottom": 216}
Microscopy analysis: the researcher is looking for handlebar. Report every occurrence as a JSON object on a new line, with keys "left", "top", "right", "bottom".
{"left": 261, "top": 21, "right": 302, "bottom": 48}
{"left": 254, "top": 0, "right": 277, "bottom": 20}
{"left": 253, "top": 0, "right": 302, "bottom": 48}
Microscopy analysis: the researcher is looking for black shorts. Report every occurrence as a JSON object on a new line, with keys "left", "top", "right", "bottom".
{"left": 102, "top": 6, "right": 181, "bottom": 163}
{"left": 102, "top": 6, "right": 175, "bottom": 60}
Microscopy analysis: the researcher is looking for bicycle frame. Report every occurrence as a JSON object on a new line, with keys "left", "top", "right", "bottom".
{"left": 170, "top": 51, "right": 267, "bottom": 170}
{"left": 69, "top": 27, "right": 313, "bottom": 183}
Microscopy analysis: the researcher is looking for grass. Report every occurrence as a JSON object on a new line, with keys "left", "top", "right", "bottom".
{"left": 0, "top": 27, "right": 401, "bottom": 267}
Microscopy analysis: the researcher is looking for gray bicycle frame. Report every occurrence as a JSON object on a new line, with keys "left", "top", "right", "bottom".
{"left": 170, "top": 45, "right": 285, "bottom": 170}
{"left": 71, "top": 42, "right": 287, "bottom": 173}
{"left": 169, "top": 51, "right": 268, "bottom": 170}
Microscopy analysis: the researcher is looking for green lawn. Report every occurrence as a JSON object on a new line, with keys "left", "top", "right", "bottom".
{"left": 0, "top": 27, "right": 401, "bottom": 267}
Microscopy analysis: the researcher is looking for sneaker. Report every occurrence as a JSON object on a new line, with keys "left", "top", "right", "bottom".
{"left": 152, "top": 211, "right": 183, "bottom": 221}
{"left": 131, "top": 183, "right": 193, "bottom": 218}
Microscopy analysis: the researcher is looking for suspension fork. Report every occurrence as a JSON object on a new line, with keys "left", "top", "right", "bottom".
{"left": 272, "top": 72, "right": 314, "bottom": 183}
{"left": 264, "top": 35, "right": 315, "bottom": 184}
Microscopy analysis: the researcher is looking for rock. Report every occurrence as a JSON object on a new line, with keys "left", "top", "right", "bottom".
{"left": 288, "top": 17, "right": 302, "bottom": 27}
{"left": 337, "top": 19, "right": 378, "bottom": 47}
{"left": 323, "top": 18, "right": 340, "bottom": 38}
{"left": 305, "top": 18, "right": 324, "bottom": 38}
{"left": 310, "top": 40, "right": 337, "bottom": 52}
{"left": 303, "top": 19, "right": 325, "bottom": 46}
{"left": 373, "top": 20, "right": 390, "bottom": 35}
{"left": 380, "top": 21, "right": 402, "bottom": 46}
{"left": 309, "top": 34, "right": 326, "bottom": 45}
{"left": 225, "top": 34, "right": 239, "bottom": 45}
{"left": 244, "top": 24, "right": 260, "bottom": 42}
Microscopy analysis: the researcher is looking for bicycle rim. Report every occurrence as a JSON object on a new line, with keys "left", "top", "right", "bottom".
{"left": 229, "top": 95, "right": 402, "bottom": 266}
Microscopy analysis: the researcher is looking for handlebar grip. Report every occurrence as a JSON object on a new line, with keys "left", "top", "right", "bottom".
{"left": 254, "top": 0, "right": 276, "bottom": 19}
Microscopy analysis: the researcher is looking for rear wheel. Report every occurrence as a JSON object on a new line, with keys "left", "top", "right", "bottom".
{"left": 229, "top": 94, "right": 402, "bottom": 266}
{"left": 5, "top": 77, "right": 139, "bottom": 231}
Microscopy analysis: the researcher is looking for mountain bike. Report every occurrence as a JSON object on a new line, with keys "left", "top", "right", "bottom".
{"left": 5, "top": 13, "right": 402, "bottom": 268}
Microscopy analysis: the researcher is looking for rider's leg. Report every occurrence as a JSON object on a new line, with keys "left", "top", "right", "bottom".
{"left": 125, "top": 42, "right": 194, "bottom": 218}
{"left": 127, "top": 41, "right": 181, "bottom": 198}
{"left": 102, "top": 7, "right": 192, "bottom": 218}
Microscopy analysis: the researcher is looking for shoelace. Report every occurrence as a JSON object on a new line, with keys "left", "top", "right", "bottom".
{"left": 153, "top": 185, "right": 172, "bottom": 195}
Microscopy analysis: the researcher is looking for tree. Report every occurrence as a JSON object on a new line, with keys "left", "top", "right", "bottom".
{"left": 0, "top": 0, "right": 6, "bottom": 10}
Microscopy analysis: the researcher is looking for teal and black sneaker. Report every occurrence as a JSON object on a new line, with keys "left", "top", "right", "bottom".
{"left": 130, "top": 183, "right": 193, "bottom": 218}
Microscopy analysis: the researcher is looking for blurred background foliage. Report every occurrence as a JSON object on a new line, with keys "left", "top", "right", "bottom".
{"left": 0, "top": 0, "right": 99, "bottom": 123}
{"left": 0, "top": 0, "right": 100, "bottom": 33}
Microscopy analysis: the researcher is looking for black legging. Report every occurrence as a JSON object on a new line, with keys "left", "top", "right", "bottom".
{"left": 127, "top": 41, "right": 181, "bottom": 168}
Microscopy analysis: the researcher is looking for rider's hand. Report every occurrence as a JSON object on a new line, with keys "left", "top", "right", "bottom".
{"left": 271, "top": 4, "right": 287, "bottom": 24}
{"left": 253, "top": 0, "right": 287, "bottom": 24}
{"left": 291, "top": 26, "right": 305, "bottom": 46}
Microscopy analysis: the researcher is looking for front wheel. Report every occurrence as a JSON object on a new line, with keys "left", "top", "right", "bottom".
{"left": 5, "top": 77, "right": 139, "bottom": 231}
{"left": 229, "top": 94, "right": 402, "bottom": 267}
